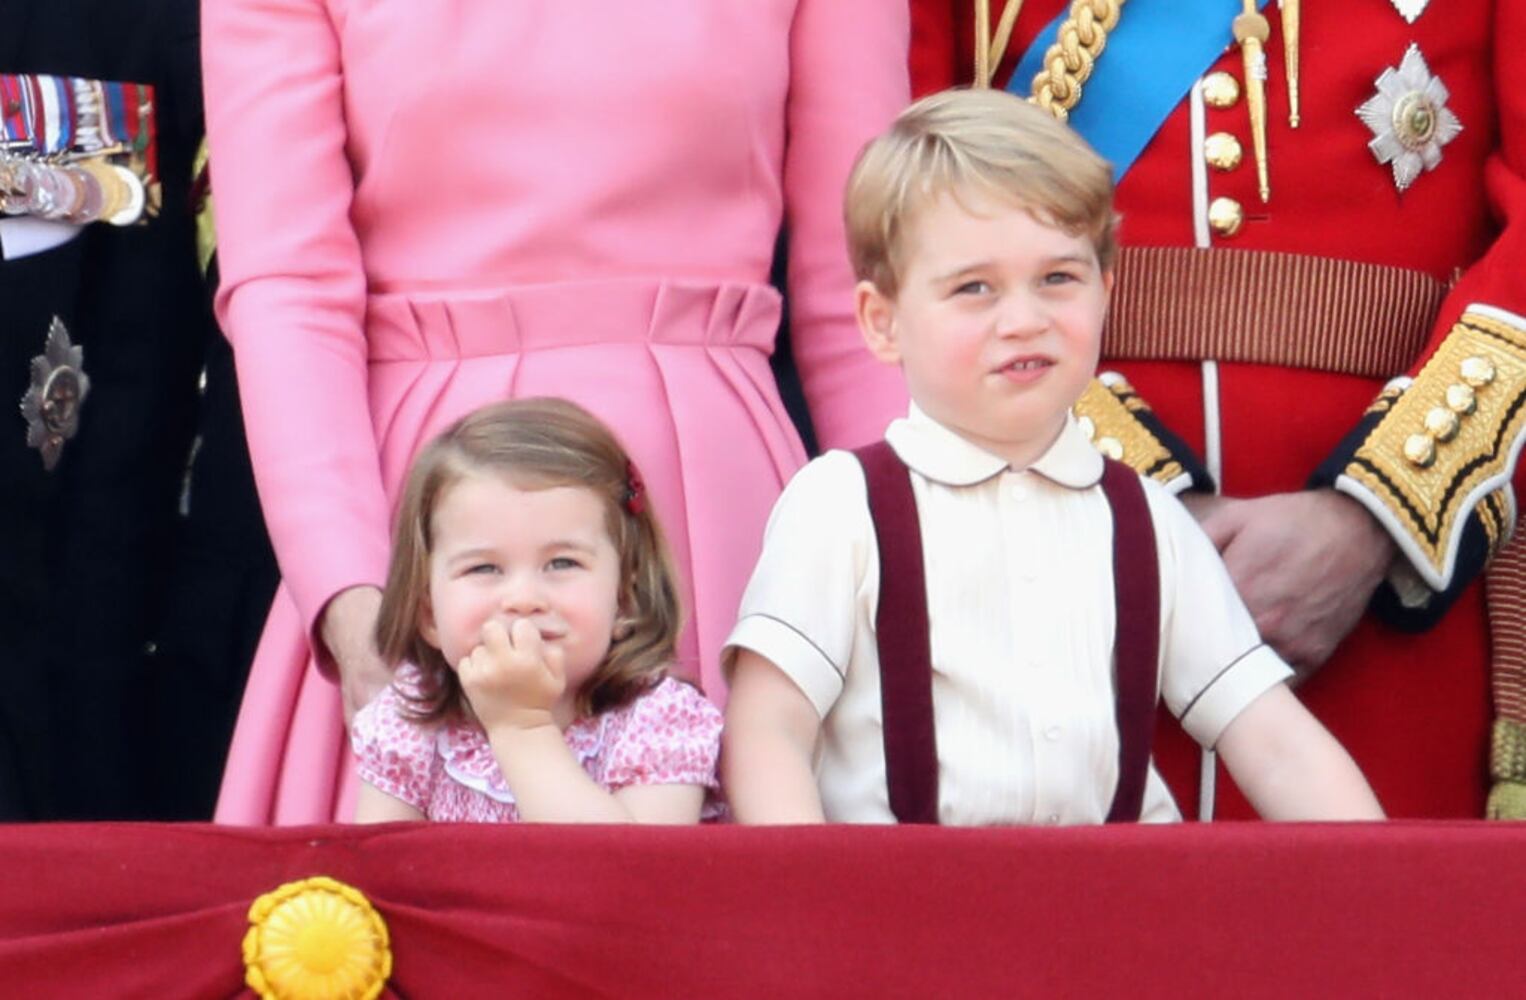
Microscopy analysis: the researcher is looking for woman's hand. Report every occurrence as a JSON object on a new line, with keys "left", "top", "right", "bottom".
{"left": 459, "top": 618, "right": 567, "bottom": 733}
{"left": 319, "top": 585, "right": 393, "bottom": 726}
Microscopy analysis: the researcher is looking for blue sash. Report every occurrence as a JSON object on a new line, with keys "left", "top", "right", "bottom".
{"left": 1006, "top": 0, "right": 1272, "bottom": 179}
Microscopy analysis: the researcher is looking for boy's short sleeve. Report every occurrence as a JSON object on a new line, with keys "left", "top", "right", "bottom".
{"left": 1147, "top": 484, "right": 1296, "bottom": 749}
{"left": 723, "top": 450, "right": 877, "bottom": 718}
{"left": 600, "top": 678, "right": 724, "bottom": 791}
{"left": 350, "top": 682, "right": 436, "bottom": 812}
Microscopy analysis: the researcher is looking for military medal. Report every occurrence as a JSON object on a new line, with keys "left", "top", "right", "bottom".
{"left": 20, "top": 318, "right": 91, "bottom": 472}
{"left": 0, "top": 73, "right": 156, "bottom": 226}
{"left": 1357, "top": 44, "right": 1461, "bottom": 194}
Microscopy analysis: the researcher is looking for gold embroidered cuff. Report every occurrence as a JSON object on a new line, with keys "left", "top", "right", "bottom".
{"left": 1073, "top": 375, "right": 1193, "bottom": 492}
{"left": 1333, "top": 307, "right": 1526, "bottom": 590}
{"left": 192, "top": 139, "right": 216, "bottom": 277}
{"left": 1493, "top": 717, "right": 1526, "bottom": 785}
{"left": 1487, "top": 715, "right": 1526, "bottom": 819}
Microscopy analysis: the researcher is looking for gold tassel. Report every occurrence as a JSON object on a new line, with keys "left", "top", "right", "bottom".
{"left": 975, "top": 0, "right": 992, "bottom": 88}
{"left": 1233, "top": 0, "right": 1272, "bottom": 202}
{"left": 988, "top": 0, "right": 1027, "bottom": 86}
{"left": 1282, "top": 0, "right": 1300, "bottom": 127}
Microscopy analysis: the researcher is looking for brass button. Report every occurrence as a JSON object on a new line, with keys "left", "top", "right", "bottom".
{"left": 1445, "top": 383, "right": 1477, "bottom": 415}
{"left": 1404, "top": 433, "right": 1437, "bottom": 468}
{"left": 1460, "top": 356, "right": 1496, "bottom": 388}
{"left": 1202, "top": 72, "right": 1241, "bottom": 109}
{"left": 1096, "top": 436, "right": 1124, "bottom": 460}
{"left": 1424, "top": 407, "right": 1460, "bottom": 442}
{"left": 1208, "top": 197, "right": 1244, "bottom": 237}
{"left": 1204, "top": 132, "right": 1243, "bottom": 171}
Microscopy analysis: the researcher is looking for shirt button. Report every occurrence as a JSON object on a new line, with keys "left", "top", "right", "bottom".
{"left": 1046, "top": 814, "right": 1061, "bottom": 825}
{"left": 1044, "top": 725, "right": 1062, "bottom": 742}
{"left": 1007, "top": 480, "right": 1029, "bottom": 502}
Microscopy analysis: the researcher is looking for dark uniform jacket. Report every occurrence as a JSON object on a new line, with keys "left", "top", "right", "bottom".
{"left": 1, "top": 0, "right": 273, "bottom": 819}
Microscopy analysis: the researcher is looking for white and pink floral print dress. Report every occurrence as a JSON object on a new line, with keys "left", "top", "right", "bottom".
{"left": 352, "top": 669, "right": 724, "bottom": 822}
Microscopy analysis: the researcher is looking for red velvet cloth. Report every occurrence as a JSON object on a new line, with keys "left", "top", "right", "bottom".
{"left": 0, "top": 822, "right": 1522, "bottom": 997}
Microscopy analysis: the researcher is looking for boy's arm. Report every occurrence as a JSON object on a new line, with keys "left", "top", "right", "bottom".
{"left": 1215, "top": 684, "right": 1385, "bottom": 821}
{"left": 723, "top": 650, "right": 826, "bottom": 824}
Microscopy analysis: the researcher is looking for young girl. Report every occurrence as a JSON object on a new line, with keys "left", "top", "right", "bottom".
{"left": 353, "top": 398, "right": 722, "bottom": 823}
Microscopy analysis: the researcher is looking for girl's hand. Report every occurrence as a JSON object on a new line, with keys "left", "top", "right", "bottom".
{"left": 459, "top": 618, "right": 567, "bottom": 732}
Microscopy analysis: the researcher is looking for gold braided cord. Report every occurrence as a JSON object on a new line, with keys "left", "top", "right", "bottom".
{"left": 1030, "top": 0, "right": 1125, "bottom": 122}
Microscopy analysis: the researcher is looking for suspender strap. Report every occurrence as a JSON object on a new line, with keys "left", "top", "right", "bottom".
{"left": 854, "top": 440, "right": 940, "bottom": 825}
{"left": 854, "top": 445, "right": 1162, "bottom": 825}
{"left": 1098, "top": 457, "right": 1162, "bottom": 823}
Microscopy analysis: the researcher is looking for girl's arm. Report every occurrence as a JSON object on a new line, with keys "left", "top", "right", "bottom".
{"left": 722, "top": 650, "right": 826, "bottom": 824}
{"left": 467, "top": 620, "right": 709, "bottom": 824}
{"left": 487, "top": 725, "right": 705, "bottom": 824}
{"left": 1215, "top": 683, "right": 1385, "bottom": 820}
{"left": 354, "top": 781, "right": 425, "bottom": 823}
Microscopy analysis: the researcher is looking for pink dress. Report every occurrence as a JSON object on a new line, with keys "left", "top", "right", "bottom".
{"left": 205, "top": 1, "right": 909, "bottom": 823}
{"left": 352, "top": 673, "right": 724, "bottom": 822}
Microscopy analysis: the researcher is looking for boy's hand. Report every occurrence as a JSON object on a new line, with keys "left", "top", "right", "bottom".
{"left": 459, "top": 618, "right": 567, "bottom": 732}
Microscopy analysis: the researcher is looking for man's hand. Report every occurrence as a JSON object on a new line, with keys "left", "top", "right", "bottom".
{"left": 1182, "top": 489, "right": 1396, "bottom": 677}
{"left": 459, "top": 618, "right": 567, "bottom": 733}
{"left": 319, "top": 585, "right": 393, "bottom": 726}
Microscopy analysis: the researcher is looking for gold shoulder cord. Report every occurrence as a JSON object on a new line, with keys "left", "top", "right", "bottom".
{"left": 1029, "top": 0, "right": 1125, "bottom": 122}
{"left": 974, "top": 1, "right": 1124, "bottom": 121}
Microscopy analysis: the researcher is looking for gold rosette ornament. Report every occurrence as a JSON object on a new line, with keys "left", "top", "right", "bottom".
{"left": 243, "top": 876, "right": 392, "bottom": 1000}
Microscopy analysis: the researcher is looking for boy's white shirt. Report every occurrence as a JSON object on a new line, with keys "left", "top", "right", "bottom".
{"left": 724, "top": 403, "right": 1292, "bottom": 825}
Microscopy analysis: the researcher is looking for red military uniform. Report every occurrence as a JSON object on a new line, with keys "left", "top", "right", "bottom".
{"left": 912, "top": 0, "right": 1526, "bottom": 818}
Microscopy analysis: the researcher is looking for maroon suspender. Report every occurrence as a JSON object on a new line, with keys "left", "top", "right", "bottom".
{"left": 857, "top": 441, "right": 941, "bottom": 824}
{"left": 1098, "top": 457, "right": 1162, "bottom": 823}
{"left": 853, "top": 442, "right": 1161, "bottom": 825}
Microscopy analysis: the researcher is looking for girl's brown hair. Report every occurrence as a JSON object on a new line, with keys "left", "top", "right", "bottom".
{"left": 374, "top": 398, "right": 684, "bottom": 723}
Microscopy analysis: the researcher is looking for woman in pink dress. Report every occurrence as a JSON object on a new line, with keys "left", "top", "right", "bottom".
{"left": 205, "top": 2, "right": 910, "bottom": 822}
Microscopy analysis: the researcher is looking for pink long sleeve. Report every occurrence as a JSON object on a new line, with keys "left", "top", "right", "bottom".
{"left": 784, "top": 0, "right": 912, "bottom": 451}
{"left": 204, "top": 0, "right": 391, "bottom": 640}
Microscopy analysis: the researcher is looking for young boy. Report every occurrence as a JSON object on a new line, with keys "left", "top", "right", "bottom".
{"left": 721, "top": 90, "right": 1383, "bottom": 825}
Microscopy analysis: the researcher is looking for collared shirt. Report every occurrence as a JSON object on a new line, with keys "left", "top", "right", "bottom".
{"left": 725, "top": 404, "right": 1292, "bottom": 825}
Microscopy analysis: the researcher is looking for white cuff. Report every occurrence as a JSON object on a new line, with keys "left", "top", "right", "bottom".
{"left": 1178, "top": 644, "right": 1294, "bottom": 749}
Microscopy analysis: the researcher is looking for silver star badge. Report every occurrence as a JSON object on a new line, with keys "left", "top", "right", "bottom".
{"left": 20, "top": 317, "right": 90, "bottom": 470}
{"left": 1357, "top": 44, "right": 1462, "bottom": 193}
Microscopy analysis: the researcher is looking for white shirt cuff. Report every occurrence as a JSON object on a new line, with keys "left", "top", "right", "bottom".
{"left": 724, "top": 614, "right": 845, "bottom": 718}
{"left": 0, "top": 218, "right": 82, "bottom": 260}
{"left": 1177, "top": 644, "right": 1293, "bottom": 749}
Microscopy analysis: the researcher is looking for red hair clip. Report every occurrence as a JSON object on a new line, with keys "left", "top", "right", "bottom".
{"left": 623, "top": 459, "right": 645, "bottom": 516}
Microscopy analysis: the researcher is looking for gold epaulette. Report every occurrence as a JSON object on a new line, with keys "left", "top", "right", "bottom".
{"left": 1334, "top": 307, "right": 1526, "bottom": 590}
{"left": 1073, "top": 374, "right": 1191, "bottom": 491}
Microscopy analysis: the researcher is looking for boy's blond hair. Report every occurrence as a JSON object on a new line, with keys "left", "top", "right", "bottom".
{"left": 846, "top": 88, "right": 1118, "bottom": 297}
